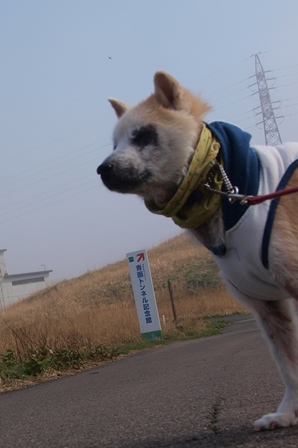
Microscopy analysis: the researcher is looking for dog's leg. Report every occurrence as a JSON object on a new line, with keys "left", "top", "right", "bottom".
{"left": 248, "top": 171, "right": 298, "bottom": 430}
{"left": 245, "top": 298, "right": 298, "bottom": 430}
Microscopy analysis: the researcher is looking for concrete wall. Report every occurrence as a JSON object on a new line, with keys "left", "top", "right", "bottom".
{"left": 0, "top": 249, "right": 52, "bottom": 308}
{"left": 0, "top": 250, "right": 8, "bottom": 276}
{"left": 0, "top": 274, "right": 51, "bottom": 308}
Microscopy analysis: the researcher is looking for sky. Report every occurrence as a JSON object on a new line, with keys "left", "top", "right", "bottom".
{"left": 0, "top": 0, "right": 298, "bottom": 282}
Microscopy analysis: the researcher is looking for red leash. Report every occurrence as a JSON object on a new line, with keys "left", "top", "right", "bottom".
{"left": 245, "top": 185, "right": 298, "bottom": 205}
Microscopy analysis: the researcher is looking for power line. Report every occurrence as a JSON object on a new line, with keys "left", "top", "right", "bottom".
{"left": 1, "top": 54, "right": 297, "bottom": 225}
{"left": 0, "top": 176, "right": 96, "bottom": 216}
{"left": 0, "top": 138, "right": 110, "bottom": 188}
{"left": 0, "top": 184, "right": 99, "bottom": 225}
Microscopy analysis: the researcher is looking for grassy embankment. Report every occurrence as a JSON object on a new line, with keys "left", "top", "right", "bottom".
{"left": 0, "top": 233, "right": 247, "bottom": 390}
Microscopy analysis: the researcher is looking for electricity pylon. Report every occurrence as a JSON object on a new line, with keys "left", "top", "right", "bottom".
{"left": 254, "top": 54, "right": 282, "bottom": 146}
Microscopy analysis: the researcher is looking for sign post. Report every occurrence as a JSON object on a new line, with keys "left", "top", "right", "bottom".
{"left": 127, "top": 249, "right": 162, "bottom": 340}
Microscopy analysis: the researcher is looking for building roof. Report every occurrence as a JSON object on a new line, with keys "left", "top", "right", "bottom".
{"left": 3, "top": 270, "right": 53, "bottom": 279}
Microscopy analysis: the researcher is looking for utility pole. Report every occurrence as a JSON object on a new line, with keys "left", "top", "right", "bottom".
{"left": 253, "top": 54, "right": 282, "bottom": 146}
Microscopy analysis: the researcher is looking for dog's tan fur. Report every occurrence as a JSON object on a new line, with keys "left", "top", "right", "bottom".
{"left": 98, "top": 71, "right": 298, "bottom": 431}
{"left": 271, "top": 173, "right": 298, "bottom": 295}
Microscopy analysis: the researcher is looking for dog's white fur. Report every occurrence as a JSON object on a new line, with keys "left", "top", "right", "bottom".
{"left": 97, "top": 71, "right": 298, "bottom": 431}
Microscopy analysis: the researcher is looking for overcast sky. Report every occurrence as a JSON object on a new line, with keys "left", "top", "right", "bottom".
{"left": 1, "top": 0, "right": 298, "bottom": 282}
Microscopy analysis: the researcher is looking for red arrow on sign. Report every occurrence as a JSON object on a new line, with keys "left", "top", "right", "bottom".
{"left": 137, "top": 253, "right": 145, "bottom": 262}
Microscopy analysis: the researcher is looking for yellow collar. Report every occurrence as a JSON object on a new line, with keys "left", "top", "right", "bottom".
{"left": 145, "top": 124, "right": 223, "bottom": 229}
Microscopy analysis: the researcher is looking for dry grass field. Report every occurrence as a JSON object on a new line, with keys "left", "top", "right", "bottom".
{"left": 0, "top": 233, "right": 247, "bottom": 386}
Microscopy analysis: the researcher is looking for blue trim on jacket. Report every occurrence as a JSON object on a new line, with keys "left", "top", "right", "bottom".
{"left": 262, "top": 159, "right": 298, "bottom": 268}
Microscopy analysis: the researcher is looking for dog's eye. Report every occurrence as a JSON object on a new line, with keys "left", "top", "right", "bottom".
{"left": 131, "top": 125, "right": 158, "bottom": 149}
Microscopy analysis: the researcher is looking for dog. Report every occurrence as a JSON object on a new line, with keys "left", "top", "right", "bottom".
{"left": 97, "top": 71, "right": 298, "bottom": 431}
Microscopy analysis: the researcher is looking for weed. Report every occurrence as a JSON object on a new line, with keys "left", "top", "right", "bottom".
{"left": 0, "top": 233, "right": 247, "bottom": 389}
{"left": 0, "top": 344, "right": 119, "bottom": 381}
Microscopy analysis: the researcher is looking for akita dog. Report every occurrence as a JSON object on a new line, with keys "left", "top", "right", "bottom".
{"left": 97, "top": 71, "right": 298, "bottom": 431}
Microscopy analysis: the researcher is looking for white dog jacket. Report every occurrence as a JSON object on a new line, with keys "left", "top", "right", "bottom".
{"left": 208, "top": 122, "right": 298, "bottom": 301}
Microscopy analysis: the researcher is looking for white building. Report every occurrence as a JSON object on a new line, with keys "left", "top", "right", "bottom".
{"left": 0, "top": 249, "right": 52, "bottom": 308}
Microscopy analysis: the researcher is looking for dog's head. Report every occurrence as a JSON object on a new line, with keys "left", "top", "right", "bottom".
{"left": 97, "top": 71, "right": 210, "bottom": 204}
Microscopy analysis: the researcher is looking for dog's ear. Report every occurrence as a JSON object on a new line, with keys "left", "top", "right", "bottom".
{"left": 108, "top": 98, "right": 130, "bottom": 118}
{"left": 153, "top": 71, "right": 181, "bottom": 109}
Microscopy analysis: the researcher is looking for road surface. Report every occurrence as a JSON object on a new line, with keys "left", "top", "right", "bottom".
{"left": 1, "top": 315, "right": 298, "bottom": 447}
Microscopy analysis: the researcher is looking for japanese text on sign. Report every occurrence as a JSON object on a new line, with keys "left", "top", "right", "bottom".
{"left": 127, "top": 250, "right": 162, "bottom": 340}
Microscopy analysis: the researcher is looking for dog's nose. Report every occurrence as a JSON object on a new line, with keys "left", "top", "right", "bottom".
{"left": 97, "top": 162, "right": 113, "bottom": 175}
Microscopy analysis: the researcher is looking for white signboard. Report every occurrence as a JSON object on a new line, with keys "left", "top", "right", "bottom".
{"left": 127, "top": 249, "right": 162, "bottom": 340}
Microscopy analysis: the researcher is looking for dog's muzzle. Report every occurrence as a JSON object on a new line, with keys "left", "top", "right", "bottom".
{"left": 97, "top": 160, "right": 152, "bottom": 193}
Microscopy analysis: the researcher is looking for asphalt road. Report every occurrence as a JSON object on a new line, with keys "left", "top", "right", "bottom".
{"left": 1, "top": 315, "right": 298, "bottom": 448}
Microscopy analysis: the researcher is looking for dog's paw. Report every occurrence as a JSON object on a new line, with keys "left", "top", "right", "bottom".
{"left": 254, "top": 411, "right": 298, "bottom": 431}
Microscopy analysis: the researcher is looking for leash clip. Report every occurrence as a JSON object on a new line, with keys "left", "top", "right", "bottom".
{"left": 227, "top": 191, "right": 252, "bottom": 204}
{"left": 204, "top": 183, "right": 245, "bottom": 202}
{"left": 205, "top": 163, "right": 247, "bottom": 204}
